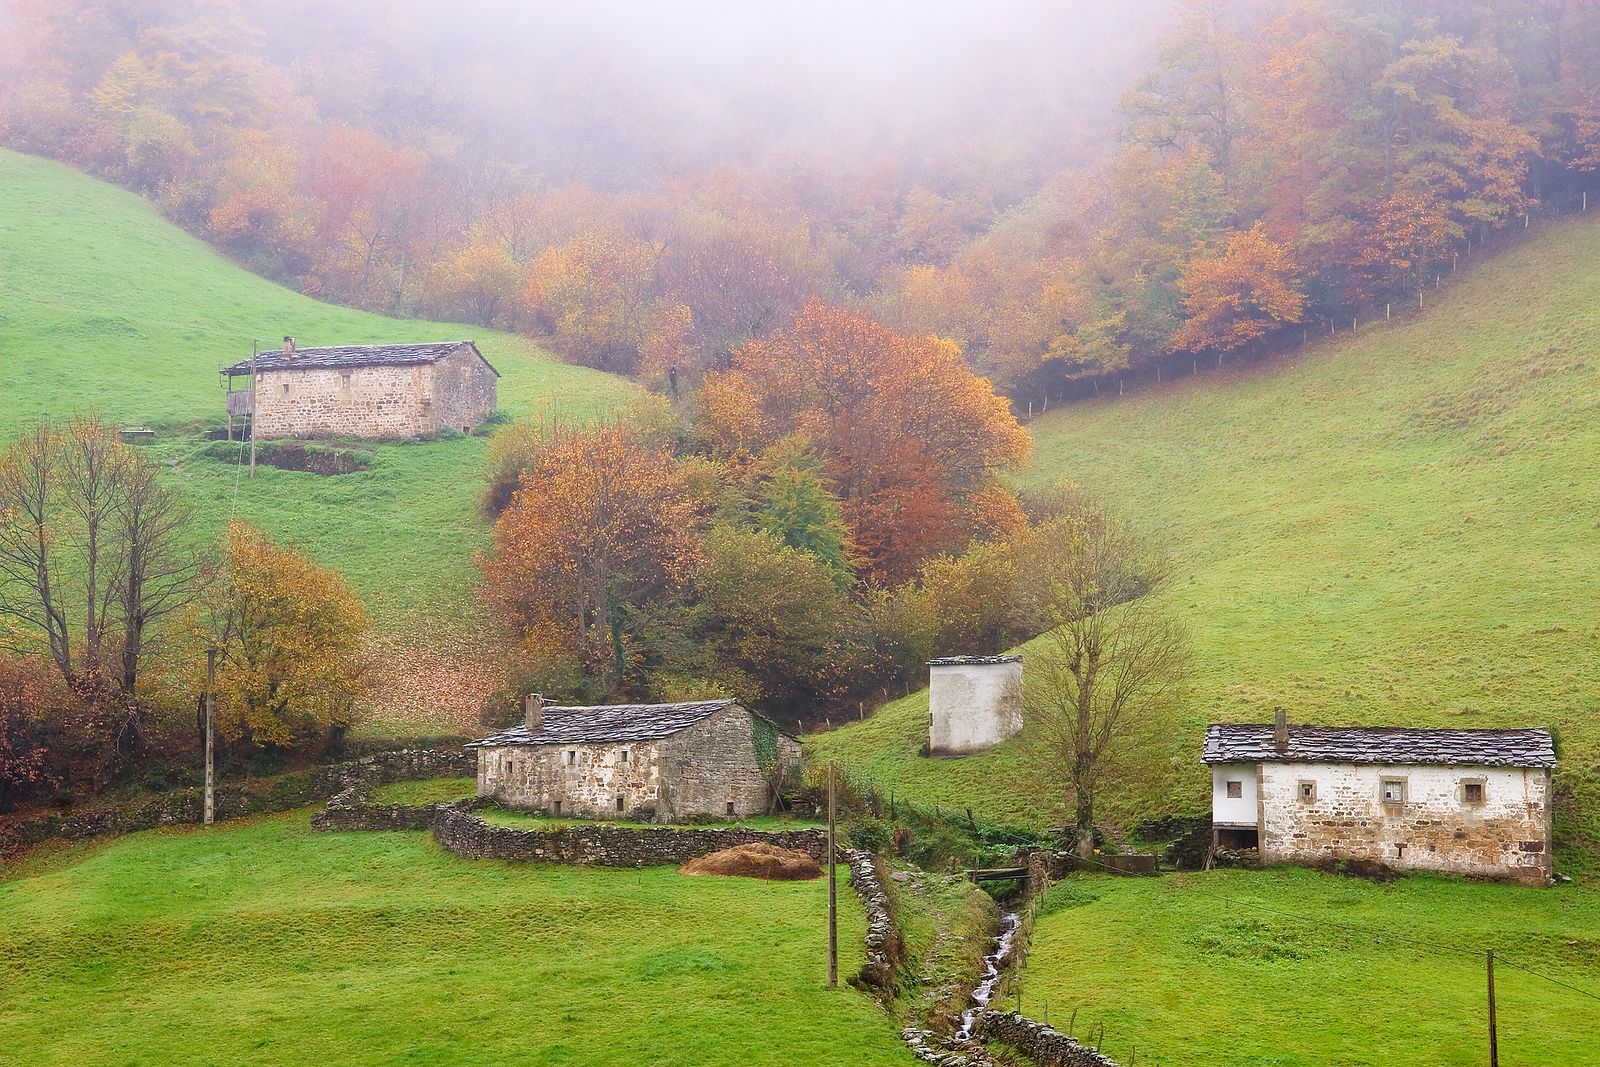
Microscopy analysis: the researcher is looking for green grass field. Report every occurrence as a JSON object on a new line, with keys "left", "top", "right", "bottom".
{"left": 0, "top": 150, "right": 636, "bottom": 624}
{"left": 0, "top": 810, "right": 913, "bottom": 1066}
{"left": 816, "top": 213, "right": 1600, "bottom": 861}
{"left": 1022, "top": 868, "right": 1600, "bottom": 1066}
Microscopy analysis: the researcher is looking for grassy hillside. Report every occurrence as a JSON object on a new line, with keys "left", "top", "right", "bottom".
{"left": 815, "top": 214, "right": 1600, "bottom": 859}
{"left": 0, "top": 150, "right": 635, "bottom": 625}
{"left": 0, "top": 811, "right": 912, "bottom": 1066}
{"left": 1024, "top": 869, "right": 1600, "bottom": 1066}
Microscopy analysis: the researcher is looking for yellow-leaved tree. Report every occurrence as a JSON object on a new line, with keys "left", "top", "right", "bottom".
{"left": 199, "top": 521, "right": 371, "bottom": 748}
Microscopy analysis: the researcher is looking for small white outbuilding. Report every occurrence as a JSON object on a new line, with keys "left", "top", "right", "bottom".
{"left": 927, "top": 655, "right": 1023, "bottom": 757}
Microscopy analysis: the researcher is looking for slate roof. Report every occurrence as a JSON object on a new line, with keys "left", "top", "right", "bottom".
{"left": 468, "top": 700, "right": 747, "bottom": 747}
{"left": 1203, "top": 723, "right": 1556, "bottom": 769}
{"left": 928, "top": 655, "right": 1022, "bottom": 667}
{"left": 223, "top": 341, "right": 497, "bottom": 376}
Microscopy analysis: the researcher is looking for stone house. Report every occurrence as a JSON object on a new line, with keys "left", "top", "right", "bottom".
{"left": 928, "top": 655, "right": 1023, "bottom": 757}
{"left": 222, "top": 337, "right": 498, "bottom": 440}
{"left": 468, "top": 698, "right": 802, "bottom": 821}
{"left": 1204, "top": 711, "right": 1555, "bottom": 884}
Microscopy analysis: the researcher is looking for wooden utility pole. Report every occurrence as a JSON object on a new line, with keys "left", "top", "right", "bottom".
{"left": 204, "top": 647, "right": 217, "bottom": 826}
{"left": 827, "top": 762, "right": 838, "bottom": 988}
{"left": 249, "top": 342, "right": 258, "bottom": 477}
{"left": 1487, "top": 951, "right": 1499, "bottom": 1067}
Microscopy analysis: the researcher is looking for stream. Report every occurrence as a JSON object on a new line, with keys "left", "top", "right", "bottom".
{"left": 956, "top": 909, "right": 1023, "bottom": 1041}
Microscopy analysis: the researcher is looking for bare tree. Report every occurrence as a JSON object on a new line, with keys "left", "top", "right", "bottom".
{"left": 0, "top": 422, "right": 73, "bottom": 679}
{"left": 1013, "top": 491, "right": 1187, "bottom": 860}
{"left": 0, "top": 418, "right": 200, "bottom": 696}
{"left": 114, "top": 458, "right": 201, "bottom": 693}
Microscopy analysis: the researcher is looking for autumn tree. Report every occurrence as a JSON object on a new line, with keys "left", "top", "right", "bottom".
{"left": 422, "top": 233, "right": 525, "bottom": 327}
{"left": 699, "top": 302, "right": 1029, "bottom": 582}
{"left": 524, "top": 230, "right": 659, "bottom": 372}
{"left": 1013, "top": 492, "right": 1188, "bottom": 859}
{"left": 1172, "top": 225, "right": 1305, "bottom": 353}
{"left": 483, "top": 426, "right": 704, "bottom": 691}
{"left": 200, "top": 522, "right": 370, "bottom": 749}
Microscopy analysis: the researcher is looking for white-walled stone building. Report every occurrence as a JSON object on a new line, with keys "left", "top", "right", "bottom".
{"left": 223, "top": 338, "right": 498, "bottom": 440}
{"left": 928, "top": 655, "right": 1023, "bottom": 757}
{"left": 1204, "top": 713, "right": 1555, "bottom": 884}
{"left": 468, "top": 698, "right": 801, "bottom": 821}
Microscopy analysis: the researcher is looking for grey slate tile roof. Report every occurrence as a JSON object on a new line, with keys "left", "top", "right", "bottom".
{"left": 468, "top": 700, "right": 744, "bottom": 747}
{"left": 223, "top": 340, "right": 498, "bottom": 375}
{"left": 1203, "top": 723, "right": 1556, "bottom": 768}
{"left": 928, "top": 655, "right": 1022, "bottom": 666}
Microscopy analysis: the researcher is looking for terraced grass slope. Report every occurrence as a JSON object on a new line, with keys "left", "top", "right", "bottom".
{"left": 0, "top": 150, "right": 635, "bottom": 624}
{"left": 1025, "top": 869, "right": 1600, "bottom": 1066}
{"left": 815, "top": 214, "right": 1600, "bottom": 858}
{"left": 0, "top": 811, "right": 912, "bottom": 1066}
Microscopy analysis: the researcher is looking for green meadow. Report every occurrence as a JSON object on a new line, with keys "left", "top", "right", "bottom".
{"left": 0, "top": 810, "right": 912, "bottom": 1066}
{"left": 0, "top": 150, "right": 636, "bottom": 625}
{"left": 1021, "top": 868, "right": 1600, "bottom": 1067}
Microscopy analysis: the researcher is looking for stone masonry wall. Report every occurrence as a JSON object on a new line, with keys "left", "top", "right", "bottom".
{"left": 657, "top": 704, "right": 788, "bottom": 818}
{"left": 976, "top": 1013, "right": 1122, "bottom": 1067}
{"left": 431, "top": 804, "right": 827, "bottom": 865}
{"left": 5, "top": 748, "right": 471, "bottom": 851}
{"left": 1259, "top": 761, "right": 1552, "bottom": 884}
{"left": 429, "top": 345, "right": 498, "bottom": 432}
{"left": 478, "top": 739, "right": 664, "bottom": 820}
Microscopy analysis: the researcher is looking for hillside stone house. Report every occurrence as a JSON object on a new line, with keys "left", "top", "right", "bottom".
{"left": 468, "top": 698, "right": 801, "bottom": 821}
{"left": 928, "top": 655, "right": 1023, "bottom": 757}
{"left": 1204, "top": 712, "right": 1555, "bottom": 884}
{"left": 223, "top": 338, "right": 498, "bottom": 439}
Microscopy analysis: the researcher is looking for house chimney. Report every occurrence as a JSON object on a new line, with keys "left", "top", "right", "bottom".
{"left": 1274, "top": 706, "right": 1289, "bottom": 752}
{"left": 283, "top": 335, "right": 296, "bottom": 360}
{"left": 524, "top": 692, "right": 544, "bottom": 732}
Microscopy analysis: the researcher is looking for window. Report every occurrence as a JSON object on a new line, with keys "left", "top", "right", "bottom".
{"left": 1381, "top": 778, "right": 1407, "bottom": 805}
{"left": 553, "top": 800, "right": 561, "bottom": 816}
{"left": 566, "top": 750, "right": 576, "bottom": 766}
{"left": 616, "top": 796, "right": 625, "bottom": 812}
{"left": 1225, "top": 780, "right": 1243, "bottom": 799}
{"left": 619, "top": 749, "right": 629, "bottom": 763}
{"left": 281, "top": 383, "right": 290, "bottom": 396}
{"left": 1298, "top": 780, "right": 1317, "bottom": 803}
{"left": 1461, "top": 779, "right": 1486, "bottom": 805}
{"left": 340, "top": 373, "right": 352, "bottom": 387}
{"left": 726, "top": 802, "right": 736, "bottom": 816}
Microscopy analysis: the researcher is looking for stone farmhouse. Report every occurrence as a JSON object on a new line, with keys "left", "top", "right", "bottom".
{"left": 468, "top": 697, "right": 802, "bottom": 821}
{"left": 223, "top": 337, "right": 498, "bottom": 440}
{"left": 1204, "top": 711, "right": 1555, "bottom": 884}
{"left": 928, "top": 655, "right": 1023, "bottom": 757}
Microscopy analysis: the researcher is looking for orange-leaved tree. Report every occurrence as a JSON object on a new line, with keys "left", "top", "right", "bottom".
{"left": 200, "top": 521, "right": 371, "bottom": 749}
{"left": 1172, "top": 225, "right": 1305, "bottom": 353}
{"left": 483, "top": 426, "right": 704, "bottom": 692}
{"left": 698, "top": 302, "right": 1029, "bottom": 583}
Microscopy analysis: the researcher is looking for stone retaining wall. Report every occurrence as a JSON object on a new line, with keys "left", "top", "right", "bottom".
{"left": 845, "top": 848, "right": 901, "bottom": 995}
{"left": 977, "top": 1012, "right": 1122, "bottom": 1067}
{"left": 431, "top": 805, "right": 830, "bottom": 867}
{"left": 4, "top": 748, "right": 472, "bottom": 851}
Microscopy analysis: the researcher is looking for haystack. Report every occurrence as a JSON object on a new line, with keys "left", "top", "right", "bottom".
{"left": 679, "top": 842, "right": 822, "bottom": 881}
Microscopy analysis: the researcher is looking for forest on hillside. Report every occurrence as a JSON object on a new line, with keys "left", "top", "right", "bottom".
{"left": 4, "top": 0, "right": 1597, "bottom": 403}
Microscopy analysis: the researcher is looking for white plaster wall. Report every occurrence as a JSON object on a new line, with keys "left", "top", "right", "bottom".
{"left": 929, "top": 661, "right": 1023, "bottom": 756}
{"left": 1257, "top": 761, "right": 1551, "bottom": 882}
{"left": 1210, "top": 763, "right": 1260, "bottom": 827}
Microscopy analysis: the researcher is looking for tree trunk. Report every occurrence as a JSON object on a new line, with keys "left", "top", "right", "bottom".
{"left": 1074, "top": 785, "right": 1096, "bottom": 861}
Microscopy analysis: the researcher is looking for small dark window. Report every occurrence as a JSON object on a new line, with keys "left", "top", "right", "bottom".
{"left": 726, "top": 802, "right": 735, "bottom": 816}
{"left": 281, "top": 383, "right": 290, "bottom": 396}
{"left": 1381, "top": 778, "right": 1407, "bottom": 804}
{"left": 566, "top": 750, "right": 576, "bottom": 766}
{"left": 462, "top": 425, "right": 471, "bottom": 434}
{"left": 1463, "top": 781, "right": 1485, "bottom": 804}
{"left": 553, "top": 800, "right": 561, "bottom": 815}
{"left": 1225, "top": 780, "right": 1243, "bottom": 799}
{"left": 1298, "top": 780, "right": 1317, "bottom": 803}
{"left": 619, "top": 749, "right": 629, "bottom": 763}
{"left": 616, "top": 796, "right": 625, "bottom": 812}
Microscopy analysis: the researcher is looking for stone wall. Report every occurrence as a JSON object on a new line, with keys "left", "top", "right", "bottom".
{"left": 1258, "top": 761, "right": 1552, "bottom": 884}
{"left": 431, "top": 805, "right": 829, "bottom": 866}
{"left": 976, "top": 1013, "right": 1122, "bottom": 1067}
{"left": 658, "top": 704, "right": 792, "bottom": 819}
{"left": 4, "top": 748, "right": 471, "bottom": 851}
{"left": 477, "top": 739, "right": 665, "bottom": 820}
{"left": 250, "top": 349, "right": 496, "bottom": 440}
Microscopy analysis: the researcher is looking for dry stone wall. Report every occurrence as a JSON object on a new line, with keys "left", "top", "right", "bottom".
{"left": 977, "top": 1013, "right": 1122, "bottom": 1067}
